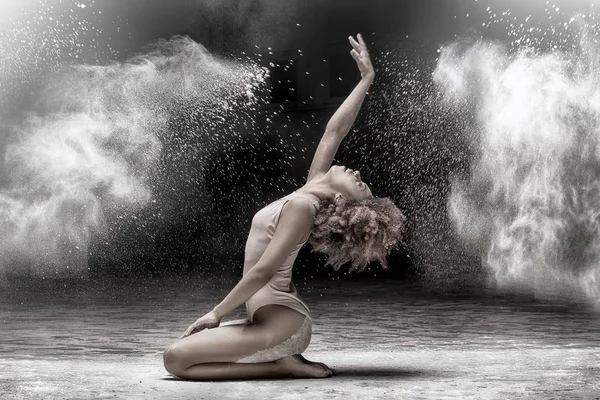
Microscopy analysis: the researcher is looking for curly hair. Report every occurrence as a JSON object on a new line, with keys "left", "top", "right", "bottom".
{"left": 308, "top": 196, "right": 406, "bottom": 272}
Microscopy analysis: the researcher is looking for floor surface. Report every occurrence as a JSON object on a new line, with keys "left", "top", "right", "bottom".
{"left": 1, "top": 277, "right": 599, "bottom": 399}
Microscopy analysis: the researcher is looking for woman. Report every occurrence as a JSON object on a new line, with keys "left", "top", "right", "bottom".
{"left": 163, "top": 34, "right": 405, "bottom": 380}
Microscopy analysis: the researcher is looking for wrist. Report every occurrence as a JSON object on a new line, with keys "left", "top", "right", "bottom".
{"left": 361, "top": 74, "right": 374, "bottom": 84}
{"left": 212, "top": 306, "right": 224, "bottom": 319}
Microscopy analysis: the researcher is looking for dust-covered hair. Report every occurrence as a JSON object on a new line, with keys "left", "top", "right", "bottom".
{"left": 308, "top": 196, "right": 406, "bottom": 272}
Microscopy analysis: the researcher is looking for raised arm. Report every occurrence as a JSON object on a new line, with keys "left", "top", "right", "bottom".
{"left": 181, "top": 198, "right": 314, "bottom": 337}
{"left": 306, "top": 34, "right": 375, "bottom": 182}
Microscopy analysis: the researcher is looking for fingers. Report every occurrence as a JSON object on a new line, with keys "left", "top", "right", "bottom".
{"left": 179, "top": 316, "right": 220, "bottom": 339}
{"left": 181, "top": 326, "right": 193, "bottom": 338}
{"left": 350, "top": 49, "right": 359, "bottom": 60}
{"left": 181, "top": 322, "right": 201, "bottom": 338}
{"left": 349, "top": 34, "right": 368, "bottom": 51}
{"left": 357, "top": 33, "right": 367, "bottom": 48}
{"left": 181, "top": 329, "right": 195, "bottom": 339}
{"left": 348, "top": 36, "right": 361, "bottom": 52}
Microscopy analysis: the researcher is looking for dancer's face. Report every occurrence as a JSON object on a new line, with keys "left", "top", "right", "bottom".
{"left": 328, "top": 165, "right": 373, "bottom": 201}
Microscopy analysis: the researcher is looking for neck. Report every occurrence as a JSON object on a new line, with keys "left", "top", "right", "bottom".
{"left": 297, "top": 175, "right": 337, "bottom": 202}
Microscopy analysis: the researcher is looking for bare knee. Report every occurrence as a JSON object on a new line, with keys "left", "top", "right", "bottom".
{"left": 163, "top": 343, "right": 187, "bottom": 378}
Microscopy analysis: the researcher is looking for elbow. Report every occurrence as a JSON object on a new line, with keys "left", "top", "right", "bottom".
{"left": 249, "top": 266, "right": 274, "bottom": 285}
{"left": 323, "top": 127, "right": 346, "bottom": 139}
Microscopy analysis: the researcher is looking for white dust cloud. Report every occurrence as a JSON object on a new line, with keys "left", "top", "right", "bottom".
{"left": 435, "top": 17, "right": 600, "bottom": 303}
{"left": 0, "top": 35, "right": 266, "bottom": 277}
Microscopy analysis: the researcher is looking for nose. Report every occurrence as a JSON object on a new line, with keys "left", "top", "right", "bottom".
{"left": 353, "top": 170, "right": 361, "bottom": 180}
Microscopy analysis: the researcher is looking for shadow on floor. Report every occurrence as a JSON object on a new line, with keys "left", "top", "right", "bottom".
{"left": 334, "top": 367, "right": 434, "bottom": 379}
{"left": 160, "top": 367, "right": 435, "bottom": 382}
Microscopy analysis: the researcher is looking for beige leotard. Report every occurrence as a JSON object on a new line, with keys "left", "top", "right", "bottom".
{"left": 244, "top": 191, "right": 320, "bottom": 322}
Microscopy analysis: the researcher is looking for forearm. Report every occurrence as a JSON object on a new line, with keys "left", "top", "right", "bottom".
{"left": 212, "top": 269, "right": 270, "bottom": 319}
{"left": 325, "top": 75, "right": 374, "bottom": 136}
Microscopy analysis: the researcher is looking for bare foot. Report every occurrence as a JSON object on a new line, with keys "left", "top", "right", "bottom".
{"left": 276, "top": 355, "right": 333, "bottom": 378}
{"left": 295, "top": 354, "right": 336, "bottom": 376}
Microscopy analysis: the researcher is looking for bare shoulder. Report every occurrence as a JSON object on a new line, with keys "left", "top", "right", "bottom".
{"left": 282, "top": 197, "right": 314, "bottom": 218}
{"left": 278, "top": 197, "right": 315, "bottom": 229}
{"left": 271, "top": 197, "right": 315, "bottom": 244}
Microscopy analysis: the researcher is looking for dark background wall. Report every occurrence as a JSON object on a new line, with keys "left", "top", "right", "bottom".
{"left": 1, "top": 0, "right": 593, "bottom": 284}
{"left": 84, "top": 0, "right": 483, "bottom": 282}
{"left": 78, "top": 0, "right": 595, "bottom": 283}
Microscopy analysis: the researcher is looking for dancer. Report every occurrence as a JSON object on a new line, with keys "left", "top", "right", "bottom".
{"left": 163, "top": 34, "right": 405, "bottom": 380}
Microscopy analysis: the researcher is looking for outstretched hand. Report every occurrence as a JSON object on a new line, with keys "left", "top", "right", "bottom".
{"left": 181, "top": 310, "right": 221, "bottom": 338}
{"left": 349, "top": 33, "right": 374, "bottom": 80}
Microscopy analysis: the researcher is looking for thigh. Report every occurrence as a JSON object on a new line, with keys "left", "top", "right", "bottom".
{"left": 236, "top": 315, "right": 312, "bottom": 363}
{"left": 167, "top": 305, "right": 306, "bottom": 365}
{"left": 219, "top": 318, "right": 248, "bottom": 327}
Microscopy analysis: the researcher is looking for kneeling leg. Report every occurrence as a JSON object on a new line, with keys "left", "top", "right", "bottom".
{"left": 163, "top": 306, "right": 331, "bottom": 380}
